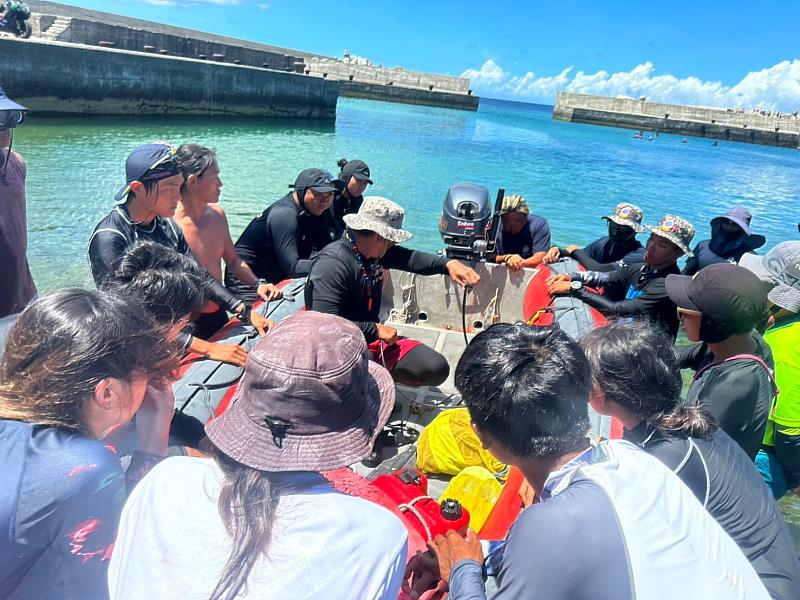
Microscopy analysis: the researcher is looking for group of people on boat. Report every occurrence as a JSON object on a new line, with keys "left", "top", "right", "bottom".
{"left": 2, "top": 84, "right": 800, "bottom": 599}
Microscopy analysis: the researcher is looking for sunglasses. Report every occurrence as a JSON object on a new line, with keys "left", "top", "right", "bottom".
{"left": 677, "top": 307, "right": 702, "bottom": 319}
{"left": 0, "top": 110, "right": 25, "bottom": 131}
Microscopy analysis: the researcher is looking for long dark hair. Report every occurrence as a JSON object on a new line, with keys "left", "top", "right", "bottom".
{"left": 209, "top": 451, "right": 280, "bottom": 600}
{"left": 580, "top": 320, "right": 717, "bottom": 439}
{"left": 0, "top": 288, "right": 179, "bottom": 431}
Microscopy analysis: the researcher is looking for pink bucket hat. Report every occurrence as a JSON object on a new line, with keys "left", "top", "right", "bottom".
{"left": 206, "top": 311, "right": 395, "bottom": 472}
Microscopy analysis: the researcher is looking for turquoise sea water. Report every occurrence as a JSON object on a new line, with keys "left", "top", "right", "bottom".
{"left": 13, "top": 96, "right": 800, "bottom": 544}
{"left": 17, "top": 97, "right": 800, "bottom": 291}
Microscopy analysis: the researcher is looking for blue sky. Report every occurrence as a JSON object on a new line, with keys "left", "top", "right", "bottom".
{"left": 64, "top": 0, "right": 800, "bottom": 109}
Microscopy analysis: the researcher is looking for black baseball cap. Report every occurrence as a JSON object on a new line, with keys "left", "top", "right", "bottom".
{"left": 289, "top": 168, "right": 339, "bottom": 193}
{"left": 339, "top": 159, "right": 373, "bottom": 185}
{"left": 665, "top": 263, "right": 768, "bottom": 333}
{"left": 114, "top": 142, "right": 180, "bottom": 203}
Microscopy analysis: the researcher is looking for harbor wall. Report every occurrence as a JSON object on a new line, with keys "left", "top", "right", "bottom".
{"left": 554, "top": 92, "right": 800, "bottom": 148}
{"left": 26, "top": 0, "right": 479, "bottom": 113}
{"left": 1, "top": 38, "right": 338, "bottom": 118}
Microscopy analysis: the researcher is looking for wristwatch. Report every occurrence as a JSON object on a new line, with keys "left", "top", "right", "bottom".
{"left": 569, "top": 280, "right": 583, "bottom": 291}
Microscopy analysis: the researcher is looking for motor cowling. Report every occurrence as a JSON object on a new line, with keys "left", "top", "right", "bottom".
{"left": 439, "top": 183, "right": 494, "bottom": 261}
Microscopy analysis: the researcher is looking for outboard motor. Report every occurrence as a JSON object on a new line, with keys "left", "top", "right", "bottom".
{"left": 439, "top": 183, "right": 504, "bottom": 261}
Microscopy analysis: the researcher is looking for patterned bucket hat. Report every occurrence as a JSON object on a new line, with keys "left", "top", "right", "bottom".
{"left": 499, "top": 194, "right": 529, "bottom": 215}
{"left": 343, "top": 196, "right": 413, "bottom": 243}
{"left": 647, "top": 214, "right": 695, "bottom": 257}
{"left": 602, "top": 203, "right": 644, "bottom": 233}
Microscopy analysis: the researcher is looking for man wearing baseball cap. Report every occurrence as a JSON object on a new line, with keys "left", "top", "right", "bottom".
{"left": 740, "top": 242, "right": 800, "bottom": 497}
{"left": 228, "top": 168, "right": 338, "bottom": 300}
{"left": 89, "top": 142, "right": 269, "bottom": 368}
{"left": 666, "top": 263, "right": 773, "bottom": 460}
{"left": 683, "top": 206, "right": 766, "bottom": 276}
{"left": 547, "top": 214, "right": 695, "bottom": 340}
{"left": 0, "top": 85, "right": 36, "bottom": 353}
{"left": 545, "top": 203, "right": 646, "bottom": 274}
{"left": 332, "top": 158, "right": 373, "bottom": 235}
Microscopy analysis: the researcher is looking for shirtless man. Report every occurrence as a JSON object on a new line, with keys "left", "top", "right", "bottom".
{"left": 174, "top": 144, "right": 281, "bottom": 338}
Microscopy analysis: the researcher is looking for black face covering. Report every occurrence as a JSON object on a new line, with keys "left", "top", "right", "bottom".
{"left": 709, "top": 221, "right": 746, "bottom": 256}
{"left": 699, "top": 314, "right": 733, "bottom": 344}
{"left": 608, "top": 222, "right": 637, "bottom": 244}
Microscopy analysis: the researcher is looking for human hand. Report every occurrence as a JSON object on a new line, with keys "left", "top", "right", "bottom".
{"left": 543, "top": 246, "right": 561, "bottom": 264}
{"left": 545, "top": 273, "right": 572, "bottom": 286}
{"left": 519, "top": 478, "right": 536, "bottom": 507}
{"left": 257, "top": 282, "right": 283, "bottom": 302}
{"left": 565, "top": 245, "right": 580, "bottom": 254}
{"left": 429, "top": 529, "right": 483, "bottom": 582}
{"left": 249, "top": 311, "right": 273, "bottom": 337}
{"left": 504, "top": 254, "right": 524, "bottom": 271}
{"left": 206, "top": 342, "right": 248, "bottom": 367}
{"left": 446, "top": 260, "right": 481, "bottom": 287}
{"left": 376, "top": 324, "right": 398, "bottom": 345}
{"left": 402, "top": 550, "right": 442, "bottom": 599}
{"left": 547, "top": 280, "right": 573, "bottom": 295}
{"left": 136, "top": 381, "right": 175, "bottom": 456}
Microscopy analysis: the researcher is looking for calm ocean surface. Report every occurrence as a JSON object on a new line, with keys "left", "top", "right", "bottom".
{"left": 14, "top": 96, "right": 800, "bottom": 544}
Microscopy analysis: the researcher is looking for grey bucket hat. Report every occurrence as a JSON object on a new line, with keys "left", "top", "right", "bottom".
{"left": 205, "top": 311, "right": 395, "bottom": 472}
{"left": 739, "top": 242, "right": 800, "bottom": 312}
{"left": 343, "top": 196, "right": 413, "bottom": 243}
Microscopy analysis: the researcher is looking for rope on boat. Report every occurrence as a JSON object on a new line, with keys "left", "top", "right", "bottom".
{"left": 398, "top": 496, "right": 437, "bottom": 541}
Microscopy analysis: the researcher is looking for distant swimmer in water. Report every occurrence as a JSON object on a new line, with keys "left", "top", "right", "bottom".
{"left": 633, "top": 131, "right": 643, "bottom": 139}
{"left": 682, "top": 138, "right": 689, "bottom": 143}
{"left": 712, "top": 140, "right": 719, "bottom": 147}
{"left": 647, "top": 135, "right": 654, "bottom": 141}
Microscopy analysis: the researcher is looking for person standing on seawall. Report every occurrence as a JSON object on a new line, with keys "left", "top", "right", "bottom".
{"left": 666, "top": 263, "right": 774, "bottom": 460}
{"left": 332, "top": 158, "right": 373, "bottom": 235}
{"left": 740, "top": 241, "right": 800, "bottom": 499}
{"left": 683, "top": 206, "right": 766, "bottom": 276}
{"left": 0, "top": 86, "right": 36, "bottom": 352}
{"left": 173, "top": 144, "right": 282, "bottom": 340}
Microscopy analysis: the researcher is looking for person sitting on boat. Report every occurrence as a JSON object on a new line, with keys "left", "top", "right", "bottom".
{"left": 332, "top": 157, "right": 372, "bottom": 236}
{"left": 88, "top": 142, "right": 270, "bottom": 364}
{"left": 405, "top": 322, "right": 771, "bottom": 600}
{"left": 581, "top": 320, "right": 800, "bottom": 599}
{"left": 305, "top": 196, "right": 480, "bottom": 388}
{"left": 666, "top": 263, "right": 773, "bottom": 461}
{"left": 173, "top": 144, "right": 282, "bottom": 339}
{"left": 492, "top": 194, "right": 551, "bottom": 269}
{"left": 543, "top": 202, "right": 646, "bottom": 269}
{"left": 0, "top": 289, "right": 179, "bottom": 600}
{"left": 109, "top": 311, "right": 408, "bottom": 600}
{"left": 546, "top": 214, "right": 695, "bottom": 340}
{"left": 740, "top": 242, "right": 800, "bottom": 499}
{"left": 227, "top": 167, "right": 338, "bottom": 300}
{"left": 683, "top": 206, "right": 766, "bottom": 276}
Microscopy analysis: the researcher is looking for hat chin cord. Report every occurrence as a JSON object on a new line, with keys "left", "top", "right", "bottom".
{"left": 0, "top": 129, "right": 14, "bottom": 178}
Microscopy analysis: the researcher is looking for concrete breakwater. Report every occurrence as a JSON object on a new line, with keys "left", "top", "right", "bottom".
{"left": 2, "top": 37, "right": 338, "bottom": 118}
{"left": 17, "top": 0, "right": 477, "bottom": 114}
{"left": 553, "top": 92, "right": 800, "bottom": 148}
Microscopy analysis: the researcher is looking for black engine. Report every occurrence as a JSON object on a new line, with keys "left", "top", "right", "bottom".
{"left": 439, "top": 183, "right": 504, "bottom": 261}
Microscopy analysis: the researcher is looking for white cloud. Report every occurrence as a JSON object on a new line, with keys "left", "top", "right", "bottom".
{"left": 461, "top": 59, "right": 800, "bottom": 111}
{"left": 140, "top": 0, "right": 242, "bottom": 5}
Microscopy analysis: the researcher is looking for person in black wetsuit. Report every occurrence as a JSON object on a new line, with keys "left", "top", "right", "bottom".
{"left": 227, "top": 168, "right": 338, "bottom": 300}
{"left": 581, "top": 320, "right": 800, "bottom": 599}
{"left": 544, "top": 202, "right": 646, "bottom": 269}
{"left": 306, "top": 196, "right": 480, "bottom": 388}
{"left": 683, "top": 206, "right": 766, "bottom": 276}
{"left": 547, "top": 214, "right": 695, "bottom": 340}
{"left": 88, "top": 143, "right": 267, "bottom": 367}
{"left": 331, "top": 158, "right": 372, "bottom": 235}
{"left": 666, "top": 263, "right": 774, "bottom": 460}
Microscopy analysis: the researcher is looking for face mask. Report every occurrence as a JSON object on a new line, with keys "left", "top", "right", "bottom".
{"left": 699, "top": 314, "right": 732, "bottom": 344}
{"left": 709, "top": 223, "right": 746, "bottom": 255}
{"left": 609, "top": 223, "right": 636, "bottom": 243}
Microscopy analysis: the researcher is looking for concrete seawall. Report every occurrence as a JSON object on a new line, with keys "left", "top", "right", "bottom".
{"left": 339, "top": 82, "right": 479, "bottom": 111}
{"left": 554, "top": 92, "right": 800, "bottom": 148}
{"left": 1, "top": 38, "right": 338, "bottom": 118}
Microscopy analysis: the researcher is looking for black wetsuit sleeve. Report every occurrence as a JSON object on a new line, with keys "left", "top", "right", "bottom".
{"left": 306, "top": 254, "right": 379, "bottom": 342}
{"left": 270, "top": 208, "right": 314, "bottom": 278}
{"left": 88, "top": 229, "right": 129, "bottom": 288}
{"left": 682, "top": 247, "right": 700, "bottom": 276}
{"left": 572, "top": 268, "right": 658, "bottom": 317}
{"left": 380, "top": 246, "right": 450, "bottom": 275}
{"left": 570, "top": 248, "right": 621, "bottom": 272}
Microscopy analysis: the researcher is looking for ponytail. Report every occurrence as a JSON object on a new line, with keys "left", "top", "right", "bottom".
{"left": 647, "top": 404, "right": 717, "bottom": 440}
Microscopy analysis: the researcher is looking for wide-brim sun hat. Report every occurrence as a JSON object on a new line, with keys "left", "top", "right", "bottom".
{"left": 0, "top": 86, "right": 26, "bottom": 111}
{"left": 205, "top": 311, "right": 395, "bottom": 472}
{"left": 647, "top": 214, "right": 695, "bottom": 257}
{"left": 711, "top": 206, "right": 766, "bottom": 250}
{"left": 602, "top": 202, "right": 645, "bottom": 233}
{"left": 739, "top": 242, "right": 800, "bottom": 313}
{"left": 343, "top": 196, "right": 413, "bottom": 243}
